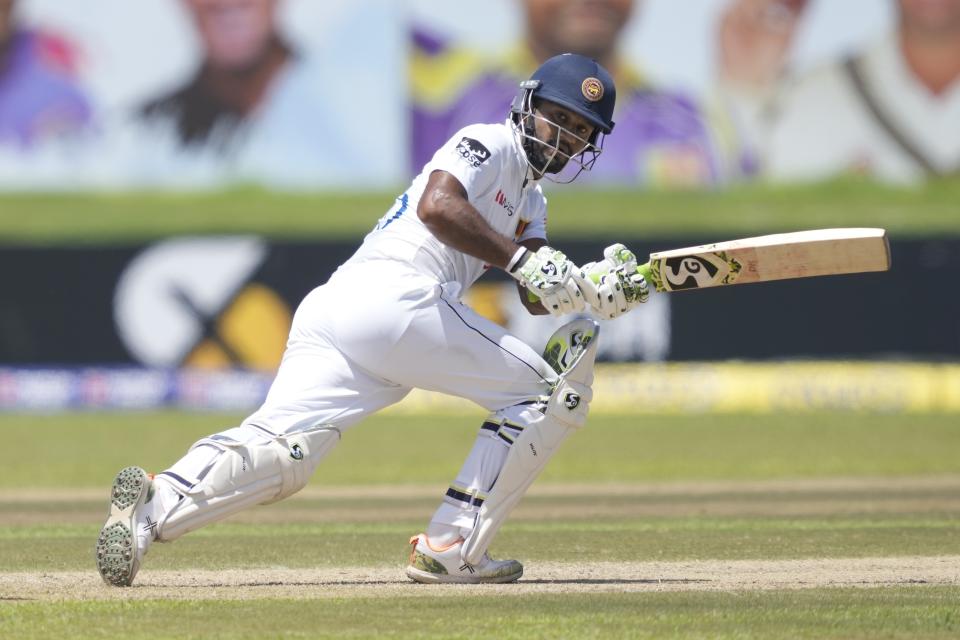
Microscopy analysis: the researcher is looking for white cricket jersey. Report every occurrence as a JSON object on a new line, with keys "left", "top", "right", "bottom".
{"left": 344, "top": 121, "right": 548, "bottom": 293}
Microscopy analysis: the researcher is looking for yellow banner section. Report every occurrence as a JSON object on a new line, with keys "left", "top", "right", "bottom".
{"left": 385, "top": 362, "right": 960, "bottom": 415}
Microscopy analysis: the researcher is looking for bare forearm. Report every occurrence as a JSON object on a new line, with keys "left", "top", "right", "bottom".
{"left": 422, "top": 193, "right": 518, "bottom": 268}
{"left": 418, "top": 170, "right": 520, "bottom": 269}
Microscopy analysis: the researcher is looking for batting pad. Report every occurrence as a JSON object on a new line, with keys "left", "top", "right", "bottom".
{"left": 461, "top": 320, "right": 598, "bottom": 565}
{"left": 155, "top": 424, "right": 340, "bottom": 541}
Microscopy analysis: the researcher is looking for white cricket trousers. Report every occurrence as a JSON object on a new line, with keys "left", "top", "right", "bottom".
{"left": 243, "top": 260, "right": 558, "bottom": 434}
{"left": 155, "top": 260, "right": 559, "bottom": 531}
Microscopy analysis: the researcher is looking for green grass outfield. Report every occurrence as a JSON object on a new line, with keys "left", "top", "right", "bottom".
{"left": 2, "top": 178, "right": 960, "bottom": 243}
{"left": 2, "top": 410, "right": 959, "bottom": 638}
{"left": 2, "top": 411, "right": 960, "bottom": 488}
{"left": 3, "top": 590, "right": 959, "bottom": 640}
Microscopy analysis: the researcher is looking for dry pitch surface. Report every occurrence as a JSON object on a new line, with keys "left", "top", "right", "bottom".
{"left": 3, "top": 476, "right": 959, "bottom": 602}
{"left": 3, "top": 556, "right": 959, "bottom": 602}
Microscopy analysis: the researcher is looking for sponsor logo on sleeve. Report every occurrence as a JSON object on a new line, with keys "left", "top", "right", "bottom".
{"left": 456, "top": 137, "right": 491, "bottom": 168}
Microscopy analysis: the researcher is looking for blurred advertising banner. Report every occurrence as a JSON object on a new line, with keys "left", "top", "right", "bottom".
{"left": 3, "top": 363, "right": 959, "bottom": 413}
{"left": 0, "top": 0, "right": 406, "bottom": 189}
{"left": 0, "top": 236, "right": 956, "bottom": 368}
{"left": 6, "top": 0, "right": 945, "bottom": 190}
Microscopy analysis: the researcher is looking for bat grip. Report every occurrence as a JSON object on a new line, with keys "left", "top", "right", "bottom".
{"left": 635, "top": 261, "right": 653, "bottom": 284}
{"left": 527, "top": 262, "right": 654, "bottom": 304}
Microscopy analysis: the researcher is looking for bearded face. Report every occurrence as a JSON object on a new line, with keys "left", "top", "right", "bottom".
{"left": 519, "top": 98, "right": 600, "bottom": 180}
{"left": 522, "top": 0, "right": 635, "bottom": 62}
{"left": 184, "top": 0, "right": 279, "bottom": 71}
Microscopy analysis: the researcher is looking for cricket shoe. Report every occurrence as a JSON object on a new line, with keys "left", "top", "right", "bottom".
{"left": 95, "top": 466, "right": 156, "bottom": 586}
{"left": 405, "top": 533, "right": 523, "bottom": 584}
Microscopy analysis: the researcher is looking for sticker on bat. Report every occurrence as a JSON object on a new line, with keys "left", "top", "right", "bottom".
{"left": 657, "top": 252, "right": 742, "bottom": 291}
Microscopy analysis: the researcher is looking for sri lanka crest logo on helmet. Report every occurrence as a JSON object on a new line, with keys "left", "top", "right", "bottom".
{"left": 581, "top": 77, "right": 604, "bottom": 102}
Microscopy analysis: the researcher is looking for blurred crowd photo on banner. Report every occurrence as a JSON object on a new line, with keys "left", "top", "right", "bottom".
{"left": 718, "top": 0, "right": 960, "bottom": 183}
{"left": 409, "top": 0, "right": 749, "bottom": 187}
{"left": 0, "top": 0, "right": 404, "bottom": 188}
{"left": 0, "top": 0, "right": 91, "bottom": 150}
{"left": 0, "top": 0, "right": 956, "bottom": 189}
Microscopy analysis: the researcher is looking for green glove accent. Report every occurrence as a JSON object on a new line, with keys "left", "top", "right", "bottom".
{"left": 590, "top": 261, "right": 651, "bottom": 305}
{"left": 530, "top": 258, "right": 653, "bottom": 305}
{"left": 636, "top": 262, "right": 653, "bottom": 285}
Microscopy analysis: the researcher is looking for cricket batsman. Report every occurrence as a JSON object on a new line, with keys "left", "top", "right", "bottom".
{"left": 96, "top": 53, "right": 649, "bottom": 585}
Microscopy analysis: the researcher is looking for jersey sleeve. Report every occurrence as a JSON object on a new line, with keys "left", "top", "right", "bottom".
{"left": 428, "top": 124, "right": 504, "bottom": 201}
{"left": 516, "top": 189, "right": 548, "bottom": 243}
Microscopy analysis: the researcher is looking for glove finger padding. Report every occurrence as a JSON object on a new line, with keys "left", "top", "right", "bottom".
{"left": 620, "top": 268, "right": 650, "bottom": 305}
{"left": 510, "top": 246, "right": 590, "bottom": 316}
{"left": 539, "top": 277, "right": 587, "bottom": 316}
{"left": 603, "top": 243, "right": 638, "bottom": 270}
{"left": 601, "top": 244, "right": 646, "bottom": 306}
{"left": 577, "top": 255, "right": 650, "bottom": 320}
{"left": 572, "top": 268, "right": 619, "bottom": 320}
{"left": 595, "top": 272, "right": 630, "bottom": 320}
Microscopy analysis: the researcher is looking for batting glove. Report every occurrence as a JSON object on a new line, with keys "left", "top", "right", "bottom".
{"left": 578, "top": 243, "right": 649, "bottom": 320}
{"left": 508, "top": 246, "right": 587, "bottom": 316}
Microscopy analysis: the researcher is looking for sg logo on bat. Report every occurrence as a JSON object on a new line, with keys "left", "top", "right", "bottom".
{"left": 655, "top": 252, "right": 742, "bottom": 291}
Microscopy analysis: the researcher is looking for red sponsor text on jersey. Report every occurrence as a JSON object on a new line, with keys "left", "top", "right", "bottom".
{"left": 495, "top": 189, "right": 515, "bottom": 216}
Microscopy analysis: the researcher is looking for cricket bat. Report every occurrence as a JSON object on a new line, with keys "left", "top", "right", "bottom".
{"left": 634, "top": 228, "right": 891, "bottom": 293}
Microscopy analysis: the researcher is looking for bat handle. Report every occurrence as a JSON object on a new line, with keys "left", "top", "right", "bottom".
{"left": 587, "top": 262, "right": 653, "bottom": 285}
{"left": 636, "top": 261, "right": 653, "bottom": 284}
{"left": 527, "top": 261, "right": 656, "bottom": 304}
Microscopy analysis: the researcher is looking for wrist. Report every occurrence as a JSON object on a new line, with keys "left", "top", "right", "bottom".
{"left": 506, "top": 247, "right": 530, "bottom": 274}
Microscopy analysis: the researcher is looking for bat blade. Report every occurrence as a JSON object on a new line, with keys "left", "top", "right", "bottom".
{"left": 638, "top": 228, "right": 891, "bottom": 293}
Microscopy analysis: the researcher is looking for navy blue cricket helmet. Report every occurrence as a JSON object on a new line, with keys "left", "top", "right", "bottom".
{"left": 512, "top": 53, "right": 616, "bottom": 137}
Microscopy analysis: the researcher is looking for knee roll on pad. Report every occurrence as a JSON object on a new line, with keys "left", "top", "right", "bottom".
{"left": 156, "top": 424, "right": 340, "bottom": 541}
{"left": 545, "top": 377, "right": 592, "bottom": 428}
{"left": 461, "top": 320, "right": 598, "bottom": 565}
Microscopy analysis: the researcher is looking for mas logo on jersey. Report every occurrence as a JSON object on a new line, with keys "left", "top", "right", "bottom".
{"left": 456, "top": 137, "right": 491, "bottom": 168}
{"left": 495, "top": 189, "right": 515, "bottom": 216}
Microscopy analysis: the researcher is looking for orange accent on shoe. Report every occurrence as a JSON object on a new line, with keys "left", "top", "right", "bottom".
{"left": 408, "top": 534, "right": 421, "bottom": 565}
{"left": 421, "top": 534, "right": 465, "bottom": 553}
